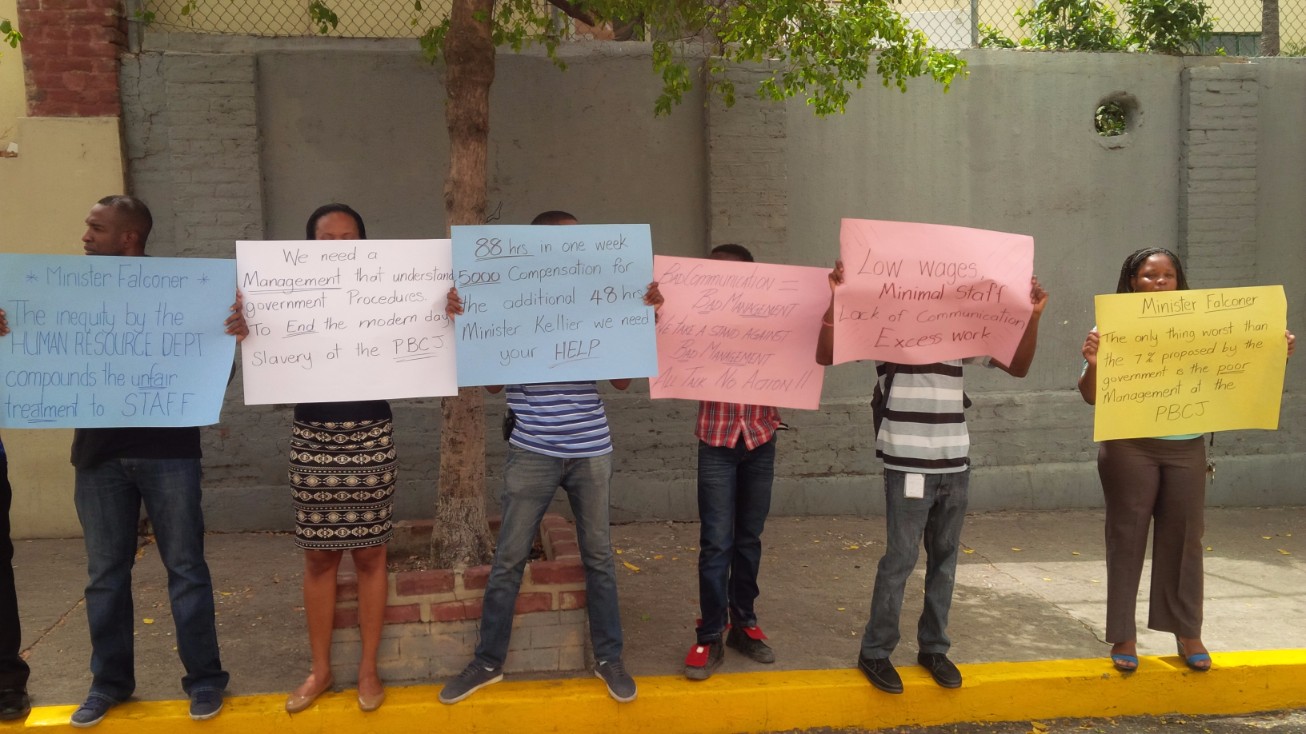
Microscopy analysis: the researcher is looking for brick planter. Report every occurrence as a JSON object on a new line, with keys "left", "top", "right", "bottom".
{"left": 329, "top": 514, "right": 587, "bottom": 685}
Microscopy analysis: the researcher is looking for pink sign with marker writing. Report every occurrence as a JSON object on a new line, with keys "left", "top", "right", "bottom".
{"left": 650, "top": 256, "right": 829, "bottom": 410}
{"left": 833, "top": 219, "right": 1034, "bottom": 366}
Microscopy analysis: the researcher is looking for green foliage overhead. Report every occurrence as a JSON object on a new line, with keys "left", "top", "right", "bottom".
{"left": 978, "top": 0, "right": 1213, "bottom": 54}
{"left": 1124, "top": 0, "right": 1213, "bottom": 53}
{"left": 1017, "top": 0, "right": 1127, "bottom": 50}
{"left": 417, "top": 0, "right": 966, "bottom": 116}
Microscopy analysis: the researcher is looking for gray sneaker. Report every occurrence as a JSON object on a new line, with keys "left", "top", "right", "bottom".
{"left": 438, "top": 661, "right": 503, "bottom": 704}
{"left": 188, "top": 688, "right": 224, "bottom": 721}
{"left": 594, "top": 659, "right": 637, "bottom": 702}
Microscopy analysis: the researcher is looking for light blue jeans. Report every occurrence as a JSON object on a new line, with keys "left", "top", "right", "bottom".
{"left": 74, "top": 458, "right": 228, "bottom": 702}
{"left": 475, "top": 445, "right": 623, "bottom": 667}
{"left": 860, "top": 468, "right": 969, "bottom": 660}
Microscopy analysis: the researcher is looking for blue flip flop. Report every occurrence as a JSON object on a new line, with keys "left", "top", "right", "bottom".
{"left": 1111, "top": 653, "right": 1139, "bottom": 672}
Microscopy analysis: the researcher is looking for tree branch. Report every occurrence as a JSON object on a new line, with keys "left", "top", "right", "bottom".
{"left": 543, "top": 0, "right": 597, "bottom": 27}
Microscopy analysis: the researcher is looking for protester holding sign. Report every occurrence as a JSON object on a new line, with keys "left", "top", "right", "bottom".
{"left": 1078, "top": 247, "right": 1295, "bottom": 674}
{"left": 819, "top": 259, "right": 1048, "bottom": 695}
{"left": 0, "top": 314, "right": 29, "bottom": 722}
{"left": 0, "top": 427, "right": 29, "bottom": 723}
{"left": 439, "top": 210, "right": 662, "bottom": 706}
{"left": 29, "top": 196, "right": 245, "bottom": 727}
{"left": 682, "top": 245, "right": 783, "bottom": 681}
{"left": 283, "top": 205, "right": 394, "bottom": 715}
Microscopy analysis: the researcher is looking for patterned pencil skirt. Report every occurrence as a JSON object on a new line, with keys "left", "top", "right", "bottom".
{"left": 289, "top": 418, "right": 397, "bottom": 551}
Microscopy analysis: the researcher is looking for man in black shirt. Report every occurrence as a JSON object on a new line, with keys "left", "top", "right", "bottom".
{"left": 35, "top": 196, "right": 244, "bottom": 727}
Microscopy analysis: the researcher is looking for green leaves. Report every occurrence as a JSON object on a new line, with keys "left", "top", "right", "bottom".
{"left": 1016, "top": 0, "right": 1127, "bottom": 51}
{"left": 0, "top": 18, "right": 22, "bottom": 50}
{"left": 1124, "top": 0, "right": 1214, "bottom": 53}
{"left": 424, "top": 0, "right": 963, "bottom": 118}
{"left": 652, "top": 0, "right": 965, "bottom": 116}
{"left": 983, "top": 0, "right": 1212, "bottom": 53}
{"left": 308, "top": 0, "right": 341, "bottom": 35}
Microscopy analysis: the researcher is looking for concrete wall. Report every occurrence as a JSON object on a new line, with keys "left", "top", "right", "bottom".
{"left": 106, "top": 38, "right": 1306, "bottom": 535}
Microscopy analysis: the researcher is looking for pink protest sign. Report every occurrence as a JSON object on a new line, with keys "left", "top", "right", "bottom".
{"left": 650, "top": 256, "right": 829, "bottom": 410}
{"left": 833, "top": 219, "right": 1034, "bottom": 366}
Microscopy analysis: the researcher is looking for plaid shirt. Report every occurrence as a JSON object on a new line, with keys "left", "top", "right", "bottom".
{"left": 695, "top": 401, "right": 781, "bottom": 450}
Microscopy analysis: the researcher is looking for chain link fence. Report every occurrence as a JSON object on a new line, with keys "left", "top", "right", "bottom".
{"left": 137, "top": 0, "right": 1306, "bottom": 54}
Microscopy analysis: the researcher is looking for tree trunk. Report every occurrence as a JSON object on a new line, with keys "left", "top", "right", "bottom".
{"left": 431, "top": 0, "right": 496, "bottom": 568}
{"left": 1260, "top": 0, "right": 1279, "bottom": 56}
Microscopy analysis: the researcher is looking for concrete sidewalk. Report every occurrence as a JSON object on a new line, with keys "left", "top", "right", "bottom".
{"left": 9, "top": 507, "right": 1306, "bottom": 731}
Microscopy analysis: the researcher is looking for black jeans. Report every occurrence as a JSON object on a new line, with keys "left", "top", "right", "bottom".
{"left": 0, "top": 454, "right": 31, "bottom": 690}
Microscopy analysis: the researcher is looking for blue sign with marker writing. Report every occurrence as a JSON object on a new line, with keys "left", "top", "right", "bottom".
{"left": 451, "top": 224, "right": 657, "bottom": 386}
{"left": 0, "top": 254, "right": 238, "bottom": 428}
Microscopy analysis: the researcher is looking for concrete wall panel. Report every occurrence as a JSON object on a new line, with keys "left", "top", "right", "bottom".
{"left": 111, "top": 40, "right": 1306, "bottom": 534}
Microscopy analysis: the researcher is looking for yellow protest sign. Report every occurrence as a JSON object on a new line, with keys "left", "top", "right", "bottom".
{"left": 1093, "top": 285, "right": 1288, "bottom": 441}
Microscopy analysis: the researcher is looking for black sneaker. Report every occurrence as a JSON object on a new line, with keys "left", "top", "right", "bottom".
{"left": 189, "top": 688, "right": 224, "bottom": 720}
{"left": 0, "top": 688, "right": 30, "bottom": 721}
{"left": 684, "top": 641, "right": 724, "bottom": 680}
{"left": 594, "top": 659, "right": 637, "bottom": 702}
{"left": 857, "top": 655, "right": 904, "bottom": 694}
{"left": 917, "top": 652, "right": 962, "bottom": 688}
{"left": 726, "top": 625, "right": 776, "bottom": 664}
{"left": 438, "top": 661, "right": 503, "bottom": 704}
{"left": 70, "top": 695, "right": 115, "bottom": 728}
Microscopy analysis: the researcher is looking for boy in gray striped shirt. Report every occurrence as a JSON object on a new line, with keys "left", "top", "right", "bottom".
{"left": 817, "top": 260, "right": 1048, "bottom": 694}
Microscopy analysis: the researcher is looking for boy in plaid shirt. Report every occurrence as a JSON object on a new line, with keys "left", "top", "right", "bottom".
{"left": 684, "top": 244, "right": 782, "bottom": 680}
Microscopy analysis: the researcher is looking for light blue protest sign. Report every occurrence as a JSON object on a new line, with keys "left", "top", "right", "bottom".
{"left": 0, "top": 254, "right": 237, "bottom": 428}
{"left": 451, "top": 224, "right": 657, "bottom": 386}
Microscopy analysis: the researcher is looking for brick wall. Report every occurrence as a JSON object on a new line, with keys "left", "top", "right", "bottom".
{"left": 119, "top": 52, "right": 263, "bottom": 258}
{"left": 16, "top": 0, "right": 124, "bottom": 116}
{"left": 329, "top": 515, "right": 588, "bottom": 684}
{"left": 706, "top": 65, "right": 789, "bottom": 261}
{"left": 1180, "top": 62, "right": 1260, "bottom": 286}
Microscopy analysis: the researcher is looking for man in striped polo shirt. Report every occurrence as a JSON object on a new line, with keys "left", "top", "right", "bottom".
{"left": 817, "top": 260, "right": 1048, "bottom": 694}
{"left": 684, "top": 244, "right": 783, "bottom": 680}
{"left": 439, "top": 211, "right": 663, "bottom": 705}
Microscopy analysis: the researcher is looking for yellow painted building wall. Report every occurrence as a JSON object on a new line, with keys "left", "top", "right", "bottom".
{"left": 0, "top": 0, "right": 126, "bottom": 538}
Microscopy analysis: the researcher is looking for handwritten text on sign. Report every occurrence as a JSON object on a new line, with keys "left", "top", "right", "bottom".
{"left": 450, "top": 224, "right": 656, "bottom": 386}
{"left": 834, "top": 219, "right": 1033, "bottom": 366}
{"left": 237, "top": 240, "right": 458, "bottom": 404}
{"left": 1093, "top": 286, "right": 1288, "bottom": 441}
{"left": 0, "top": 254, "right": 236, "bottom": 428}
{"left": 649, "top": 256, "right": 828, "bottom": 410}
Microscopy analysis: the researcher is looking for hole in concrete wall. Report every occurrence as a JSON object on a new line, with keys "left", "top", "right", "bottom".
{"left": 1094, "top": 92, "right": 1139, "bottom": 150}
{"left": 1095, "top": 102, "right": 1128, "bottom": 136}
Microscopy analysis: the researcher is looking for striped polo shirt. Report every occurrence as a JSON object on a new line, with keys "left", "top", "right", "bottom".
{"left": 876, "top": 358, "right": 987, "bottom": 474}
{"left": 506, "top": 382, "right": 613, "bottom": 459}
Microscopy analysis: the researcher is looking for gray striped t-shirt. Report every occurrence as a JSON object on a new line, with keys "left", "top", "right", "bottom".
{"left": 876, "top": 358, "right": 987, "bottom": 474}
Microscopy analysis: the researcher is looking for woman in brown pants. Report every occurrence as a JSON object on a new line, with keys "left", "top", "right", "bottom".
{"left": 1078, "top": 247, "right": 1295, "bottom": 674}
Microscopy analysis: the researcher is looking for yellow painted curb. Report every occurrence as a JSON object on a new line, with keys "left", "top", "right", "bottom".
{"left": 13, "top": 650, "right": 1306, "bottom": 733}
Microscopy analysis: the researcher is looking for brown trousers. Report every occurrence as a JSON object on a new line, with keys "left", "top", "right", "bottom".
{"left": 1098, "top": 436, "right": 1207, "bottom": 642}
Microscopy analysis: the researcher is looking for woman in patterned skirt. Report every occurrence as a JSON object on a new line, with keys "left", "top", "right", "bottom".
{"left": 284, "top": 204, "right": 395, "bottom": 713}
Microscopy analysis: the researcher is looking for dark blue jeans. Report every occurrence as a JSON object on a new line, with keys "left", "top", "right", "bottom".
{"left": 475, "top": 445, "right": 623, "bottom": 667}
{"left": 74, "top": 459, "right": 228, "bottom": 702}
{"left": 860, "top": 468, "right": 969, "bottom": 660}
{"left": 695, "top": 437, "right": 775, "bottom": 645}
{"left": 0, "top": 454, "right": 30, "bottom": 691}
